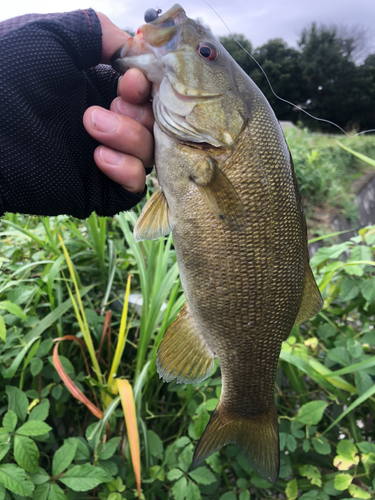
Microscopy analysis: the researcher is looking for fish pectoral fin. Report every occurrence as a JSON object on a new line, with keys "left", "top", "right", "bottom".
{"left": 193, "top": 403, "right": 279, "bottom": 484}
{"left": 133, "top": 187, "right": 174, "bottom": 242}
{"left": 294, "top": 265, "right": 324, "bottom": 326}
{"left": 156, "top": 303, "right": 214, "bottom": 384}
{"left": 193, "top": 159, "right": 246, "bottom": 232}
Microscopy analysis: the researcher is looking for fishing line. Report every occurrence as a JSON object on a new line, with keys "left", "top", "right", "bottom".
{"left": 201, "top": 0, "right": 375, "bottom": 138}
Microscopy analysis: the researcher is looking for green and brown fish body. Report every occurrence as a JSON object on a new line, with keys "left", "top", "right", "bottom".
{"left": 112, "top": 4, "right": 323, "bottom": 483}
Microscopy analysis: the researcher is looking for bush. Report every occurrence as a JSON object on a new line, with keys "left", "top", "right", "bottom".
{"left": 1, "top": 209, "right": 374, "bottom": 499}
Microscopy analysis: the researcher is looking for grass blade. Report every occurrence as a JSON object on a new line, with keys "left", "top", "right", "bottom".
{"left": 107, "top": 275, "right": 132, "bottom": 395}
{"left": 53, "top": 337, "right": 103, "bottom": 419}
{"left": 117, "top": 379, "right": 141, "bottom": 500}
{"left": 323, "top": 384, "right": 375, "bottom": 435}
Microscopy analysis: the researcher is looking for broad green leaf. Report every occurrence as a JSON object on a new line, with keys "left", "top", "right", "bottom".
{"left": 239, "top": 491, "right": 250, "bottom": 500}
{"left": 2, "top": 411, "right": 17, "bottom": 433}
{"left": 299, "top": 465, "right": 322, "bottom": 486}
{"left": 30, "top": 358, "right": 43, "bottom": 377}
{"left": 206, "top": 453, "right": 222, "bottom": 474}
{"left": 32, "top": 483, "right": 49, "bottom": 500}
{"left": 6, "top": 386, "right": 28, "bottom": 421}
{"left": 0, "top": 316, "right": 5, "bottom": 342}
{"left": 193, "top": 411, "right": 209, "bottom": 439}
{"left": 334, "top": 473, "right": 353, "bottom": 491}
{"left": 206, "top": 399, "right": 219, "bottom": 411}
{"left": 149, "top": 466, "right": 165, "bottom": 482}
{"left": 339, "top": 278, "right": 360, "bottom": 301}
{"left": 220, "top": 492, "right": 236, "bottom": 500}
{"left": 172, "top": 476, "right": 188, "bottom": 500}
{"left": 348, "top": 484, "right": 371, "bottom": 499}
{"left": 333, "top": 440, "right": 359, "bottom": 470}
{"left": 186, "top": 480, "right": 201, "bottom": 500}
{"left": 98, "top": 437, "right": 121, "bottom": 461}
{"left": 175, "top": 437, "right": 190, "bottom": 448}
{"left": 52, "top": 441, "right": 77, "bottom": 476}
{"left": 360, "top": 278, "right": 375, "bottom": 302}
{"left": 29, "top": 399, "right": 50, "bottom": 422}
{"left": 167, "top": 468, "right": 184, "bottom": 481}
{"left": 291, "top": 420, "right": 304, "bottom": 439}
{"left": 250, "top": 471, "right": 270, "bottom": 489}
{"left": 147, "top": 430, "right": 163, "bottom": 459}
{"left": 17, "top": 421, "right": 52, "bottom": 437}
{"left": 285, "top": 478, "right": 298, "bottom": 500}
{"left": 287, "top": 435, "right": 297, "bottom": 452}
{"left": 30, "top": 467, "right": 50, "bottom": 485}
{"left": 0, "top": 444, "right": 10, "bottom": 462}
{"left": 14, "top": 435, "right": 39, "bottom": 473}
{"left": 355, "top": 372, "right": 373, "bottom": 396}
{"left": 0, "top": 301, "right": 27, "bottom": 320}
{"left": 0, "top": 463, "right": 35, "bottom": 496}
{"left": 296, "top": 401, "right": 328, "bottom": 425}
{"left": 311, "top": 436, "right": 331, "bottom": 455}
{"left": 178, "top": 444, "right": 194, "bottom": 473}
{"left": 65, "top": 438, "right": 90, "bottom": 461}
{"left": 346, "top": 339, "right": 363, "bottom": 358}
{"left": 188, "top": 466, "right": 216, "bottom": 485}
{"left": 357, "top": 442, "right": 375, "bottom": 454}
{"left": 237, "top": 478, "right": 248, "bottom": 489}
{"left": 59, "top": 464, "right": 111, "bottom": 491}
{"left": 48, "top": 483, "right": 67, "bottom": 500}
{"left": 299, "top": 491, "right": 328, "bottom": 500}
{"left": 302, "top": 439, "right": 310, "bottom": 452}
{"left": 0, "top": 483, "right": 4, "bottom": 500}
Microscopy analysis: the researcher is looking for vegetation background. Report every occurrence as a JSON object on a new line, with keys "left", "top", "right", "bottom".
{"left": 1, "top": 21, "right": 375, "bottom": 500}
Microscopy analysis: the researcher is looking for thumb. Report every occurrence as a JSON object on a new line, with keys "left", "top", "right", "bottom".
{"left": 97, "top": 12, "right": 130, "bottom": 63}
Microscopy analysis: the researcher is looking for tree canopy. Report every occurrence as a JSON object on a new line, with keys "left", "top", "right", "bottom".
{"left": 220, "top": 23, "right": 375, "bottom": 132}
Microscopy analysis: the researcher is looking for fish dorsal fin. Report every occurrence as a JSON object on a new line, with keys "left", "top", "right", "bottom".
{"left": 157, "top": 303, "right": 215, "bottom": 384}
{"left": 193, "top": 158, "right": 246, "bottom": 232}
{"left": 134, "top": 187, "right": 174, "bottom": 242}
{"left": 294, "top": 265, "right": 324, "bottom": 326}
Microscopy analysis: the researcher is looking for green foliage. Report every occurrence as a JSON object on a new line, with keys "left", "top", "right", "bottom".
{"left": 220, "top": 24, "right": 375, "bottom": 132}
{"left": 284, "top": 128, "right": 375, "bottom": 222}
{"left": 1, "top": 205, "right": 374, "bottom": 499}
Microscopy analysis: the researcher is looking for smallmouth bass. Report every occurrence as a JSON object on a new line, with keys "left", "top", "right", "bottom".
{"left": 112, "top": 4, "right": 323, "bottom": 483}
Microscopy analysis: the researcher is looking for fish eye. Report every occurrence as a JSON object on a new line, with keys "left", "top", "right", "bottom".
{"left": 197, "top": 42, "right": 218, "bottom": 61}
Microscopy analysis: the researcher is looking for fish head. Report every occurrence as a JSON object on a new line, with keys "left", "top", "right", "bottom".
{"left": 112, "top": 4, "right": 247, "bottom": 148}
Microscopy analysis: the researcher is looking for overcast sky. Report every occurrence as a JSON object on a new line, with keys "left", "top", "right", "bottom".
{"left": 1, "top": 0, "right": 375, "bottom": 53}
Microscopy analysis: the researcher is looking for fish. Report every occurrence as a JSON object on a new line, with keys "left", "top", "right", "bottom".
{"left": 112, "top": 4, "right": 323, "bottom": 483}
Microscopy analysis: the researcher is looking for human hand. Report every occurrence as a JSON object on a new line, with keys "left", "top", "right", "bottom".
{"left": 83, "top": 14, "right": 154, "bottom": 195}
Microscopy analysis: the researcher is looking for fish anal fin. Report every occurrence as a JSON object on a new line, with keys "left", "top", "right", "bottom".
{"left": 192, "top": 158, "right": 246, "bottom": 232}
{"left": 193, "top": 403, "right": 279, "bottom": 484}
{"left": 294, "top": 265, "right": 324, "bottom": 326}
{"left": 156, "top": 303, "right": 214, "bottom": 384}
{"left": 134, "top": 187, "right": 173, "bottom": 242}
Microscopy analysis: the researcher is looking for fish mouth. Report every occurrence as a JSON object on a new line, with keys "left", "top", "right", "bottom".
{"left": 111, "top": 4, "right": 187, "bottom": 72}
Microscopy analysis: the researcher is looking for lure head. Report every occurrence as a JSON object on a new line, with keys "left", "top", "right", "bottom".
{"left": 111, "top": 4, "right": 248, "bottom": 148}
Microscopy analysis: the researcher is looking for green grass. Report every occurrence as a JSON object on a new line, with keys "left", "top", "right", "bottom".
{"left": 285, "top": 128, "right": 375, "bottom": 228}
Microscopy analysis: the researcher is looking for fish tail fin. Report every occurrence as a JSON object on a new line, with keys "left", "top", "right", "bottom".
{"left": 193, "top": 403, "right": 279, "bottom": 483}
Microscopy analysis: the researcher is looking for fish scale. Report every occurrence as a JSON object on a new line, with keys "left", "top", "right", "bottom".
{"left": 112, "top": 3, "right": 323, "bottom": 483}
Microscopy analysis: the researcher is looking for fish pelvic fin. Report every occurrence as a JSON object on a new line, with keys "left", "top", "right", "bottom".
{"left": 156, "top": 303, "right": 215, "bottom": 384}
{"left": 294, "top": 264, "right": 323, "bottom": 326}
{"left": 193, "top": 403, "right": 279, "bottom": 484}
{"left": 134, "top": 187, "right": 174, "bottom": 242}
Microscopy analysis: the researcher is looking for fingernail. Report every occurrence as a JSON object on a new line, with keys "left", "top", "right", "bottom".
{"left": 92, "top": 110, "right": 118, "bottom": 133}
{"left": 116, "top": 99, "right": 144, "bottom": 121}
{"left": 99, "top": 146, "right": 123, "bottom": 165}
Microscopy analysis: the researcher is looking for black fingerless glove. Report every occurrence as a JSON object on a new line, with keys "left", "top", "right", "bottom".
{"left": 0, "top": 9, "right": 146, "bottom": 219}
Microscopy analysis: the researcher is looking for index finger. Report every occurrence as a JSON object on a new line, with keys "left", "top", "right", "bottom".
{"left": 118, "top": 68, "right": 152, "bottom": 104}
